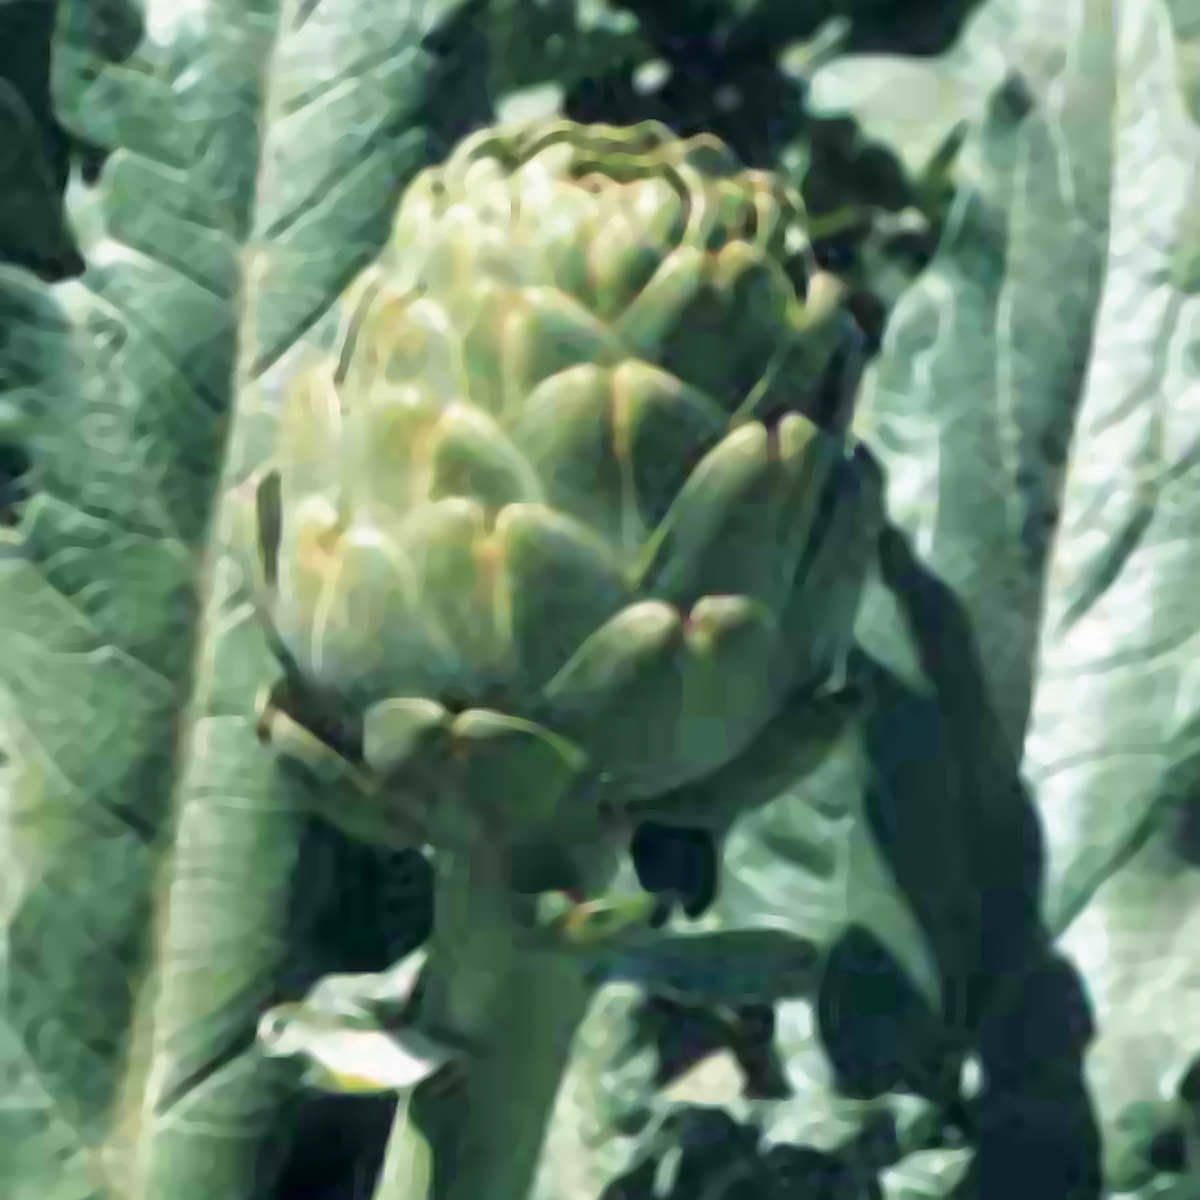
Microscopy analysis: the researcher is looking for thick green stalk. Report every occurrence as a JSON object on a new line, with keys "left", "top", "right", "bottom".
{"left": 389, "top": 835, "right": 596, "bottom": 1200}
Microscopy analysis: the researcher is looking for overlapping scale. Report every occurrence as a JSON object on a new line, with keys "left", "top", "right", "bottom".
{"left": 491, "top": 502, "right": 630, "bottom": 695}
{"left": 340, "top": 384, "right": 442, "bottom": 519}
{"left": 541, "top": 593, "right": 779, "bottom": 796}
{"left": 278, "top": 365, "right": 343, "bottom": 508}
{"left": 635, "top": 414, "right": 837, "bottom": 614}
{"left": 497, "top": 288, "right": 624, "bottom": 417}
{"left": 272, "top": 493, "right": 343, "bottom": 673}
{"left": 425, "top": 403, "right": 540, "bottom": 513}
{"left": 251, "top": 117, "right": 871, "bottom": 830}
{"left": 391, "top": 498, "right": 511, "bottom": 695}
{"left": 588, "top": 178, "right": 685, "bottom": 321}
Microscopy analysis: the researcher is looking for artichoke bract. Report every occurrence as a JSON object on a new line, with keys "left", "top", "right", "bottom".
{"left": 245, "top": 118, "right": 880, "bottom": 838}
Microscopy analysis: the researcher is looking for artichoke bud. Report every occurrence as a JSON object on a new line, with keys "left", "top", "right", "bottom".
{"left": 253, "top": 118, "right": 872, "bottom": 837}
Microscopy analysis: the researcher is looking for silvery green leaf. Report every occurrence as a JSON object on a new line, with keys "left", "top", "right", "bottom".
{"left": 257, "top": 1001, "right": 455, "bottom": 1096}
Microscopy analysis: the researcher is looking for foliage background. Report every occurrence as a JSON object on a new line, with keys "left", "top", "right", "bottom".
{"left": 1, "top": 0, "right": 1199, "bottom": 1197}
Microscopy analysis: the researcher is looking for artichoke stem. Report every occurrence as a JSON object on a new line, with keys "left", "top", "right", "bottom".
{"left": 392, "top": 834, "right": 595, "bottom": 1200}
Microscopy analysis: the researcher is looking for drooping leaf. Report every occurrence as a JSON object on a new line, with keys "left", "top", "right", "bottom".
{"left": 844, "top": 0, "right": 1200, "bottom": 1190}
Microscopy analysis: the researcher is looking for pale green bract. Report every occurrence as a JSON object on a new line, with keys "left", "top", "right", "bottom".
{"left": 256, "top": 947, "right": 457, "bottom": 1095}
{"left": 241, "top": 118, "right": 882, "bottom": 839}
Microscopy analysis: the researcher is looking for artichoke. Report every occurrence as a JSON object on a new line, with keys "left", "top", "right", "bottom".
{"left": 243, "top": 118, "right": 881, "bottom": 843}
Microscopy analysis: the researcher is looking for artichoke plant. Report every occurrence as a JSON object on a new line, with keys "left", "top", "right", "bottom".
{"left": 237, "top": 117, "right": 884, "bottom": 1200}
{"left": 243, "top": 118, "right": 881, "bottom": 855}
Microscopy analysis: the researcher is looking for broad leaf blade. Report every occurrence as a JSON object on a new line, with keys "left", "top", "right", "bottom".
{"left": 837, "top": 0, "right": 1200, "bottom": 1188}
{"left": 0, "top": 2, "right": 470, "bottom": 1198}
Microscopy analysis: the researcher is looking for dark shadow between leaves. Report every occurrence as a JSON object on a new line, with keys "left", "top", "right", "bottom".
{"left": 267, "top": 1093, "right": 398, "bottom": 1200}
{"left": 868, "top": 521, "right": 1046, "bottom": 1026}
{"left": 833, "top": 518, "right": 1101, "bottom": 1197}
